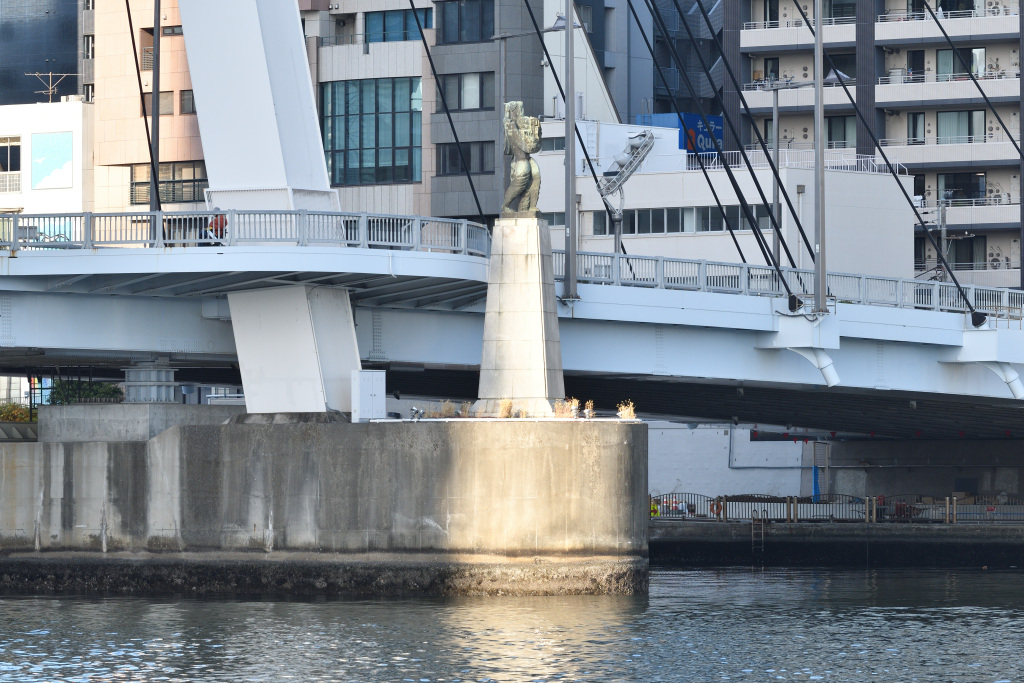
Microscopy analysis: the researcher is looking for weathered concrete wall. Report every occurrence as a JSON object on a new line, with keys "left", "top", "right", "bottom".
{"left": 2, "top": 420, "right": 648, "bottom": 563}
{"left": 38, "top": 404, "right": 246, "bottom": 443}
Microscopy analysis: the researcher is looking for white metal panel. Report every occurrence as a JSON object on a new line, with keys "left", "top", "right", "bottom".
{"left": 178, "top": 0, "right": 333, "bottom": 208}
{"left": 306, "top": 286, "right": 361, "bottom": 412}
{"left": 351, "top": 370, "right": 385, "bottom": 423}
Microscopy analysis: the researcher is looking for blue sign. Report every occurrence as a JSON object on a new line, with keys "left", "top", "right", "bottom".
{"left": 678, "top": 114, "right": 724, "bottom": 154}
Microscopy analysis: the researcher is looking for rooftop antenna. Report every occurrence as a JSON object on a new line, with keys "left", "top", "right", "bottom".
{"left": 25, "top": 73, "right": 79, "bottom": 102}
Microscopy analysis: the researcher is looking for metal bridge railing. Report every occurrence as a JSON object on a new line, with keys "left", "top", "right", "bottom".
{"left": 0, "top": 210, "right": 490, "bottom": 258}
{"left": 554, "top": 250, "right": 1024, "bottom": 320}
{"left": 652, "top": 492, "right": 1024, "bottom": 524}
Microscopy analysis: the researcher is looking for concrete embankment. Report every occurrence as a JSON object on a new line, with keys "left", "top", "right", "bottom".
{"left": 651, "top": 520, "right": 1024, "bottom": 568}
{"left": 1, "top": 411, "right": 648, "bottom": 595}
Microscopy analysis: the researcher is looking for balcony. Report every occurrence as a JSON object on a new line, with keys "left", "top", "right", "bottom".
{"left": 877, "top": 70, "right": 1020, "bottom": 106}
{"left": 878, "top": 133, "right": 1021, "bottom": 167}
{"left": 876, "top": 7, "right": 1019, "bottom": 44}
{"left": 741, "top": 80, "right": 855, "bottom": 112}
{"left": 916, "top": 259, "right": 1021, "bottom": 288}
{"left": 928, "top": 195, "right": 1022, "bottom": 229}
{"left": 0, "top": 172, "right": 20, "bottom": 194}
{"left": 740, "top": 18, "right": 856, "bottom": 53}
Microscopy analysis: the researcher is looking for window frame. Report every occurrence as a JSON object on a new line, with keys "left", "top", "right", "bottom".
{"left": 438, "top": 0, "right": 495, "bottom": 45}
{"left": 438, "top": 72, "right": 495, "bottom": 112}
{"left": 437, "top": 141, "right": 495, "bottom": 176}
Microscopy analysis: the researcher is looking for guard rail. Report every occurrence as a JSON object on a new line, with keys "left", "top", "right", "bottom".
{"left": 553, "top": 249, "right": 1024, "bottom": 319}
{"left": 0, "top": 210, "right": 490, "bottom": 258}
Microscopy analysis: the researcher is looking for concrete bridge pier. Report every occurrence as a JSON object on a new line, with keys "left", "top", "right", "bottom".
{"left": 227, "top": 285, "right": 361, "bottom": 413}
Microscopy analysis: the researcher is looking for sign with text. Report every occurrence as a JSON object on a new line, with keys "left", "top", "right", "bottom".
{"left": 679, "top": 114, "right": 724, "bottom": 154}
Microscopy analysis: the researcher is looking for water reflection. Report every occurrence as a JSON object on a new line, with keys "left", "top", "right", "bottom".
{"left": 0, "top": 568, "right": 1022, "bottom": 681}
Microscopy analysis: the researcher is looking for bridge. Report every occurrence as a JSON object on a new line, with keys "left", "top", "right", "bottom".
{"left": 1, "top": 208, "right": 1023, "bottom": 439}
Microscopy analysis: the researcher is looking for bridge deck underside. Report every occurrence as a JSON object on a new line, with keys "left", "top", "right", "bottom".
{"left": 373, "top": 369, "right": 1024, "bottom": 441}
{"left": 35, "top": 271, "right": 486, "bottom": 309}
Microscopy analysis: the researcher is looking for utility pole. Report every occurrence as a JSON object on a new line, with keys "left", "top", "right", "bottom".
{"left": 772, "top": 85, "right": 781, "bottom": 264}
{"left": 150, "top": 0, "right": 162, "bottom": 212}
{"left": 1019, "top": 3, "right": 1023, "bottom": 288}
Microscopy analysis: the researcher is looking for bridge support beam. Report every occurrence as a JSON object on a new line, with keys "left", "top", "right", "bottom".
{"left": 228, "top": 285, "right": 361, "bottom": 413}
{"left": 978, "top": 362, "right": 1024, "bottom": 400}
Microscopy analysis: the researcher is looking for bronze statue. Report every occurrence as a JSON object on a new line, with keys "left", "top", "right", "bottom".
{"left": 501, "top": 101, "right": 542, "bottom": 216}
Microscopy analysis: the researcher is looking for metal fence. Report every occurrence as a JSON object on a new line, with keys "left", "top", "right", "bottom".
{"left": 553, "top": 250, "right": 1024, "bottom": 320}
{"left": 651, "top": 492, "right": 1024, "bottom": 524}
{"left": 0, "top": 210, "right": 490, "bottom": 257}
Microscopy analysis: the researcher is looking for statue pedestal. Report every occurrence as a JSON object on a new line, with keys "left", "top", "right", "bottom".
{"left": 474, "top": 216, "right": 564, "bottom": 417}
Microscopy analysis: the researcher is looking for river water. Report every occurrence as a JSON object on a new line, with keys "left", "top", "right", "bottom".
{"left": 1, "top": 568, "right": 1022, "bottom": 682}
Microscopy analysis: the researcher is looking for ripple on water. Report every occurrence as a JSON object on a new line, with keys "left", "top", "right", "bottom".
{"left": 0, "top": 568, "right": 1022, "bottom": 681}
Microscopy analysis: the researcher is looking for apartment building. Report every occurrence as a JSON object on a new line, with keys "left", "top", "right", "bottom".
{"left": 730, "top": 0, "right": 1023, "bottom": 286}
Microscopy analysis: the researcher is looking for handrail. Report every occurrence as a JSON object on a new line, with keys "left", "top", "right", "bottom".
{"left": 879, "top": 132, "right": 1021, "bottom": 146}
{"left": 878, "top": 70, "right": 1019, "bottom": 84}
{"left": 879, "top": 7, "right": 1019, "bottom": 21}
{"left": 712, "top": 149, "right": 905, "bottom": 175}
{"left": 0, "top": 210, "right": 490, "bottom": 258}
{"left": 742, "top": 16, "right": 856, "bottom": 29}
{"left": 552, "top": 249, "right": 1024, "bottom": 319}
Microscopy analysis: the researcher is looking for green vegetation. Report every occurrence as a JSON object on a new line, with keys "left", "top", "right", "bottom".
{"left": 47, "top": 380, "right": 123, "bottom": 405}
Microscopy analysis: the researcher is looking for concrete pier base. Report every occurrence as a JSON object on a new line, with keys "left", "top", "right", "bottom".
{"left": 0, "top": 553, "right": 647, "bottom": 597}
{"left": 1, "top": 411, "right": 648, "bottom": 595}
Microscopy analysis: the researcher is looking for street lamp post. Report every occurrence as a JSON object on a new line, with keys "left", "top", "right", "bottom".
{"left": 813, "top": 0, "right": 826, "bottom": 312}
{"left": 563, "top": 1, "right": 579, "bottom": 301}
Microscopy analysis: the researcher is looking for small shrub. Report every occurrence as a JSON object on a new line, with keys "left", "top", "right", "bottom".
{"left": 616, "top": 399, "right": 636, "bottom": 420}
{"left": 585, "top": 399, "right": 594, "bottom": 413}
{"left": 498, "top": 398, "right": 514, "bottom": 419}
{"left": 0, "top": 402, "right": 31, "bottom": 422}
{"left": 554, "top": 397, "right": 580, "bottom": 418}
{"left": 440, "top": 400, "right": 457, "bottom": 418}
{"left": 460, "top": 401, "right": 473, "bottom": 417}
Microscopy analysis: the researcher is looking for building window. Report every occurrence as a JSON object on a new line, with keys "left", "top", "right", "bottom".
{"left": 180, "top": 90, "right": 196, "bottom": 115}
{"left": 142, "top": 91, "right": 174, "bottom": 116}
{"left": 162, "top": 25, "right": 184, "bottom": 36}
{"left": 321, "top": 77, "right": 423, "bottom": 186}
{"left": 938, "top": 172, "right": 986, "bottom": 203}
{"left": 541, "top": 212, "right": 566, "bottom": 226}
{"left": 366, "top": 9, "right": 432, "bottom": 42}
{"left": 439, "top": 0, "right": 494, "bottom": 44}
{"left": 83, "top": 84, "right": 94, "bottom": 103}
{"left": 130, "top": 161, "right": 208, "bottom": 205}
{"left": 936, "top": 110, "right": 984, "bottom": 144}
{"left": 907, "top": 112, "right": 925, "bottom": 144}
{"left": 824, "top": 0, "right": 856, "bottom": 19}
{"left": 826, "top": 115, "right": 856, "bottom": 149}
{"left": 438, "top": 72, "right": 494, "bottom": 111}
{"left": 84, "top": 0, "right": 94, "bottom": 9}
{"left": 937, "top": 47, "right": 984, "bottom": 79}
{"left": 541, "top": 137, "right": 566, "bottom": 152}
{"left": 438, "top": 142, "right": 494, "bottom": 175}
{"left": 0, "top": 137, "right": 21, "bottom": 193}
{"left": 577, "top": 4, "right": 593, "bottom": 32}
{"left": 83, "top": 34, "right": 95, "bottom": 59}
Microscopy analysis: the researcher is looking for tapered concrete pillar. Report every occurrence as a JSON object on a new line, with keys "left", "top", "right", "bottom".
{"left": 474, "top": 216, "right": 564, "bottom": 417}
{"left": 228, "top": 286, "right": 361, "bottom": 413}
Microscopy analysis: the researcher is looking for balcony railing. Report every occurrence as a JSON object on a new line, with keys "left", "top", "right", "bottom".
{"left": 878, "top": 6, "right": 1019, "bottom": 21}
{"left": 0, "top": 171, "right": 20, "bottom": 194}
{"left": 743, "top": 16, "right": 856, "bottom": 29}
{"left": 702, "top": 149, "right": 904, "bottom": 174}
{"left": 880, "top": 132, "right": 1019, "bottom": 146}
{"left": 878, "top": 70, "right": 1019, "bottom": 84}
{"left": 922, "top": 194, "right": 1017, "bottom": 207}
{"left": 319, "top": 34, "right": 363, "bottom": 47}
{"left": 916, "top": 259, "right": 1020, "bottom": 273}
{"left": 131, "top": 179, "right": 209, "bottom": 206}
{"left": 0, "top": 210, "right": 490, "bottom": 258}
{"left": 553, "top": 250, "right": 1024, "bottom": 319}
{"left": 743, "top": 79, "right": 854, "bottom": 90}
